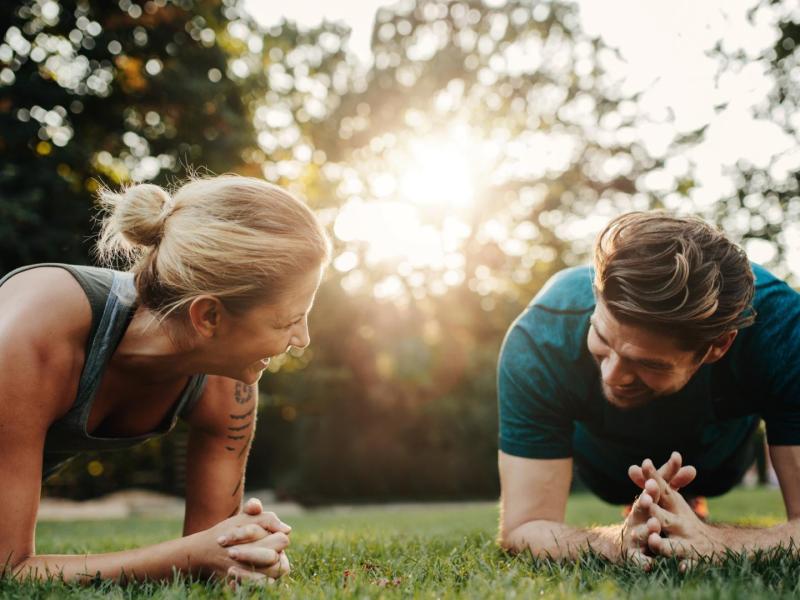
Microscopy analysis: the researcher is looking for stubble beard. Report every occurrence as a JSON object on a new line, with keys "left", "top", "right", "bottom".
{"left": 601, "top": 382, "right": 657, "bottom": 410}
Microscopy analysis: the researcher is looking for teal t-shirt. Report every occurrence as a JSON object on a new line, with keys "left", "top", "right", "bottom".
{"left": 498, "top": 264, "right": 800, "bottom": 476}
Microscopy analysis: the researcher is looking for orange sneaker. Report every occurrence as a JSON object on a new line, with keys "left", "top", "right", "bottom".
{"left": 688, "top": 496, "right": 710, "bottom": 521}
{"left": 621, "top": 496, "right": 709, "bottom": 520}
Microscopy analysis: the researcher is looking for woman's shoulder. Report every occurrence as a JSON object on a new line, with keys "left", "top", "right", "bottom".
{"left": 0, "top": 265, "right": 91, "bottom": 421}
{"left": 0, "top": 265, "right": 93, "bottom": 356}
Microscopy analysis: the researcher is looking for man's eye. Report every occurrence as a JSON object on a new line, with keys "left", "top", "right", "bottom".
{"left": 590, "top": 326, "right": 607, "bottom": 345}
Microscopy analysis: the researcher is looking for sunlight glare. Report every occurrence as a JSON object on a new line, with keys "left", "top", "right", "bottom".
{"left": 333, "top": 199, "right": 447, "bottom": 267}
{"left": 398, "top": 138, "right": 476, "bottom": 208}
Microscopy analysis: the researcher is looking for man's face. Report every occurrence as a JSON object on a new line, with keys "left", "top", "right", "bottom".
{"left": 586, "top": 299, "right": 708, "bottom": 410}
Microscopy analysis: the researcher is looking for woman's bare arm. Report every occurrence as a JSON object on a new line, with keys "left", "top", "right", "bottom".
{"left": 13, "top": 515, "right": 290, "bottom": 583}
{"left": 180, "top": 377, "right": 293, "bottom": 581}
{"left": 182, "top": 376, "right": 260, "bottom": 535}
{"left": 0, "top": 281, "right": 75, "bottom": 574}
{"left": 0, "top": 348, "right": 289, "bottom": 584}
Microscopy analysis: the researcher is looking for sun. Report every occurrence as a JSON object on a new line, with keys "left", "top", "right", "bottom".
{"left": 397, "top": 137, "right": 476, "bottom": 209}
{"left": 332, "top": 127, "right": 492, "bottom": 295}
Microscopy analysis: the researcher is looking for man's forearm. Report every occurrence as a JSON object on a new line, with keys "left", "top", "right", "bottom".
{"left": 707, "top": 519, "right": 800, "bottom": 556}
{"left": 502, "top": 520, "right": 623, "bottom": 561}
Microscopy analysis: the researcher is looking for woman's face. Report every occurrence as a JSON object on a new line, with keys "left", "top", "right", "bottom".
{"left": 213, "top": 266, "right": 323, "bottom": 384}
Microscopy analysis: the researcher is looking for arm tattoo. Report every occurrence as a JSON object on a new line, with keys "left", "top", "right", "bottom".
{"left": 225, "top": 383, "right": 257, "bottom": 497}
{"left": 230, "top": 407, "right": 254, "bottom": 420}
{"left": 228, "top": 422, "right": 251, "bottom": 431}
{"left": 234, "top": 381, "right": 255, "bottom": 405}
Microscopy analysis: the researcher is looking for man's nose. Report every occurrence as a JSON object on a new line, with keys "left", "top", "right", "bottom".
{"left": 601, "top": 352, "right": 635, "bottom": 386}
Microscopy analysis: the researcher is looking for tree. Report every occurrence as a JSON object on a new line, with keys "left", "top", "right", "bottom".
{"left": 0, "top": 0, "right": 351, "bottom": 497}
{"left": 256, "top": 0, "right": 663, "bottom": 501}
{"left": 0, "top": 0, "right": 260, "bottom": 271}
{"left": 700, "top": 0, "right": 800, "bottom": 283}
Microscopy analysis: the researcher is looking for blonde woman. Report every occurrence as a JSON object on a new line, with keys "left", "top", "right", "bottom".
{"left": 0, "top": 176, "right": 330, "bottom": 585}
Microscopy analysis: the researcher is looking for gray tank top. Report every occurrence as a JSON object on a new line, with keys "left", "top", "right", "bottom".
{"left": 0, "top": 263, "right": 207, "bottom": 480}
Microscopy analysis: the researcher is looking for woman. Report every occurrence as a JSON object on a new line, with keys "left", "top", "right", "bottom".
{"left": 0, "top": 175, "right": 330, "bottom": 585}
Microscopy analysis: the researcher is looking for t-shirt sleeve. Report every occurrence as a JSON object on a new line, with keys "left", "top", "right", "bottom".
{"left": 747, "top": 282, "right": 800, "bottom": 445}
{"left": 497, "top": 317, "right": 575, "bottom": 459}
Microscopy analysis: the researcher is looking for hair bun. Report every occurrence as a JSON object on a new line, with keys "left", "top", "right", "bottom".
{"left": 116, "top": 183, "right": 172, "bottom": 248}
{"left": 95, "top": 183, "right": 173, "bottom": 265}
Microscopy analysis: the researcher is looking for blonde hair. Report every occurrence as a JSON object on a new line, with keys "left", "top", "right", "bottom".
{"left": 594, "top": 211, "right": 755, "bottom": 350}
{"left": 96, "top": 175, "right": 330, "bottom": 317}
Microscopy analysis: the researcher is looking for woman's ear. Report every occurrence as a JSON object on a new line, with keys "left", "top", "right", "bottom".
{"left": 187, "top": 296, "right": 224, "bottom": 338}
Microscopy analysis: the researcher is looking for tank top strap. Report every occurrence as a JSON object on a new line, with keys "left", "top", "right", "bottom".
{"left": 69, "top": 270, "right": 207, "bottom": 434}
{"left": 26, "top": 265, "right": 208, "bottom": 480}
{"left": 72, "top": 270, "right": 138, "bottom": 431}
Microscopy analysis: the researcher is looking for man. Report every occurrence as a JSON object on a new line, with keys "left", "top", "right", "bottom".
{"left": 497, "top": 212, "right": 800, "bottom": 565}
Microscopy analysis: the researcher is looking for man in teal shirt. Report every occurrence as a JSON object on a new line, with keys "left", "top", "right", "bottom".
{"left": 498, "top": 212, "right": 800, "bottom": 565}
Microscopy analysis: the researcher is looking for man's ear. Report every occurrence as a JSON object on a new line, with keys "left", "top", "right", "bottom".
{"left": 701, "top": 330, "right": 738, "bottom": 364}
{"left": 187, "top": 296, "right": 224, "bottom": 338}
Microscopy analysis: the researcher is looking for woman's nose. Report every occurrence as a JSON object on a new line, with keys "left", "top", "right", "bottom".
{"left": 290, "top": 319, "right": 310, "bottom": 350}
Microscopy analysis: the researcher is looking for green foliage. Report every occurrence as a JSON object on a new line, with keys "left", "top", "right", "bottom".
{"left": 0, "top": 0, "right": 260, "bottom": 271}
{"left": 251, "top": 0, "right": 662, "bottom": 502}
{"left": 703, "top": 0, "right": 800, "bottom": 282}
{"left": 43, "top": 426, "right": 188, "bottom": 499}
{"left": 0, "top": 0, "right": 350, "bottom": 499}
{"left": 4, "top": 0, "right": 798, "bottom": 502}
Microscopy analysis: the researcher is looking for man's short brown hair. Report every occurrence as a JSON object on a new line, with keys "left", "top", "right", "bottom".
{"left": 593, "top": 211, "right": 756, "bottom": 351}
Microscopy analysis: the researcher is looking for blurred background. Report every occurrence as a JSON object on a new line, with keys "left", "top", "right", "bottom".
{"left": 1, "top": 0, "right": 798, "bottom": 504}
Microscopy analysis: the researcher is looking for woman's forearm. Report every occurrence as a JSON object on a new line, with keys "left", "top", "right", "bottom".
{"left": 11, "top": 531, "right": 212, "bottom": 583}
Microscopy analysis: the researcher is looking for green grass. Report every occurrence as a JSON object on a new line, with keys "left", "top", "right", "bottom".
{"left": 2, "top": 487, "right": 798, "bottom": 598}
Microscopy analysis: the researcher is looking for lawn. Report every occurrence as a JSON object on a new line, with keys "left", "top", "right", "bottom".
{"left": 3, "top": 487, "right": 799, "bottom": 598}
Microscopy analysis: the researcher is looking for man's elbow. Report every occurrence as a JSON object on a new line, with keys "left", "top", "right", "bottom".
{"left": 498, "top": 521, "right": 535, "bottom": 554}
{"left": 499, "top": 519, "right": 561, "bottom": 558}
{"left": 498, "top": 526, "right": 517, "bottom": 553}
{"left": 2, "top": 551, "right": 32, "bottom": 578}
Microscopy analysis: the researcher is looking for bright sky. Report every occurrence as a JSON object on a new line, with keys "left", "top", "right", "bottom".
{"left": 243, "top": 0, "right": 799, "bottom": 280}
